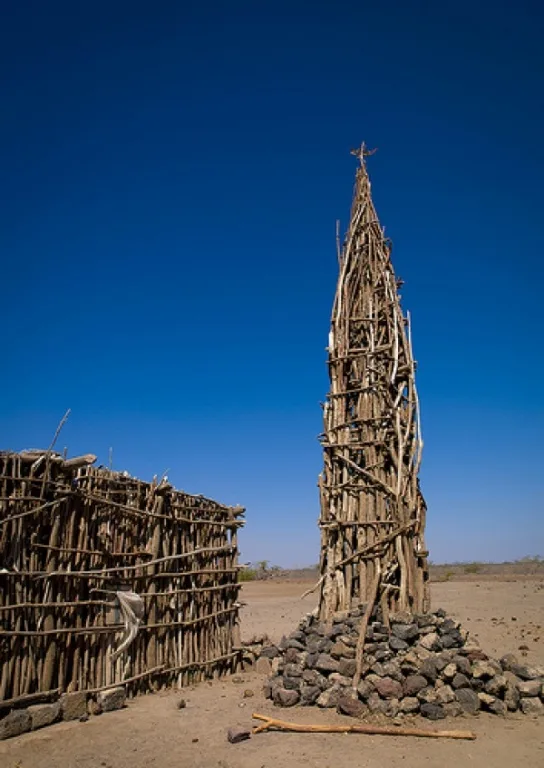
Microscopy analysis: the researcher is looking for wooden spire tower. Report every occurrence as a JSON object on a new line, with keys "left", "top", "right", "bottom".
{"left": 317, "top": 144, "right": 430, "bottom": 621}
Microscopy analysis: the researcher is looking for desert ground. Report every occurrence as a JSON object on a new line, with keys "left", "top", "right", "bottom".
{"left": 1, "top": 577, "right": 543, "bottom": 768}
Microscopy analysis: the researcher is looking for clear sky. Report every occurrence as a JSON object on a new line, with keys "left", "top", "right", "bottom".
{"left": 2, "top": 1, "right": 543, "bottom": 566}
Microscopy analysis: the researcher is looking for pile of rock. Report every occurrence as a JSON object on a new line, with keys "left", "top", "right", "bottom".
{"left": 253, "top": 607, "right": 544, "bottom": 720}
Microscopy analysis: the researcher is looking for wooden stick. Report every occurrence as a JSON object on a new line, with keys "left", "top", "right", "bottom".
{"left": 352, "top": 559, "right": 380, "bottom": 689}
{"left": 85, "top": 664, "right": 165, "bottom": 693}
{"left": 251, "top": 714, "right": 477, "bottom": 740}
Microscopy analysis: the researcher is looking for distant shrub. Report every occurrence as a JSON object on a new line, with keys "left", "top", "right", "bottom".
{"left": 238, "top": 569, "right": 257, "bottom": 582}
{"left": 464, "top": 563, "right": 482, "bottom": 574}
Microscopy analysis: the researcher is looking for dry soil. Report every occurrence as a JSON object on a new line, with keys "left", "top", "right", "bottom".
{"left": 1, "top": 578, "right": 543, "bottom": 768}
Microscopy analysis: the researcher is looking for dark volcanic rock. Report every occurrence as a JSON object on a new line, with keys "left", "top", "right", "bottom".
{"left": 420, "top": 702, "right": 446, "bottom": 720}
{"left": 331, "top": 641, "right": 355, "bottom": 660}
{"left": 273, "top": 688, "right": 300, "bottom": 707}
{"left": 300, "top": 685, "right": 321, "bottom": 705}
{"left": 373, "top": 677, "right": 403, "bottom": 700}
{"left": 455, "top": 688, "right": 480, "bottom": 715}
{"left": 337, "top": 694, "right": 366, "bottom": 718}
{"left": 338, "top": 659, "right": 357, "bottom": 678}
{"left": 283, "top": 663, "right": 303, "bottom": 678}
{"left": 391, "top": 623, "right": 419, "bottom": 642}
{"left": 403, "top": 674, "right": 428, "bottom": 696}
{"left": 419, "top": 658, "right": 439, "bottom": 682}
{"left": 452, "top": 673, "right": 471, "bottom": 690}
{"left": 504, "top": 682, "right": 521, "bottom": 711}
{"left": 315, "top": 654, "right": 340, "bottom": 673}
{"left": 389, "top": 636, "right": 409, "bottom": 652}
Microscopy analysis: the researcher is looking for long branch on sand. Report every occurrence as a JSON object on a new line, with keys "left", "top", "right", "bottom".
{"left": 251, "top": 714, "right": 476, "bottom": 741}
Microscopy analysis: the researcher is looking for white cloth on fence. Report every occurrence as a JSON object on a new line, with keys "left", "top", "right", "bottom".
{"left": 112, "top": 590, "right": 144, "bottom": 661}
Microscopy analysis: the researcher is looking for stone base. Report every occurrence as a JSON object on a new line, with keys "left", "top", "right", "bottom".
{"left": 255, "top": 606, "right": 544, "bottom": 720}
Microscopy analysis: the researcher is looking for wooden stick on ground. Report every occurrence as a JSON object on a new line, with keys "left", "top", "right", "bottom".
{"left": 251, "top": 714, "right": 476, "bottom": 741}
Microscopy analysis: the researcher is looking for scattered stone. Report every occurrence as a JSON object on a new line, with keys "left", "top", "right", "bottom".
{"left": 283, "top": 676, "right": 301, "bottom": 691}
{"left": 357, "top": 680, "right": 374, "bottom": 701}
{"left": 337, "top": 694, "right": 366, "bottom": 718}
{"left": 444, "top": 701, "right": 463, "bottom": 717}
{"left": 284, "top": 648, "right": 301, "bottom": 664}
{"left": 420, "top": 702, "right": 446, "bottom": 720}
{"left": 300, "top": 685, "right": 321, "bottom": 705}
{"left": 391, "top": 623, "right": 419, "bottom": 642}
{"left": 227, "top": 726, "right": 251, "bottom": 744}
{"left": 178, "top": 698, "right": 187, "bottom": 709}
{"left": 231, "top": 676, "right": 244, "bottom": 684}
{"left": 419, "top": 632, "right": 440, "bottom": 651}
{"left": 520, "top": 698, "right": 544, "bottom": 716}
{"left": 273, "top": 688, "right": 300, "bottom": 707}
{"left": 455, "top": 688, "right": 480, "bottom": 715}
{"left": 435, "top": 685, "right": 455, "bottom": 705}
{"left": 389, "top": 636, "right": 409, "bottom": 652}
{"left": 0, "top": 710, "right": 32, "bottom": 740}
{"left": 442, "top": 663, "right": 457, "bottom": 681}
{"left": 373, "top": 677, "right": 403, "bottom": 699}
{"left": 517, "top": 680, "right": 542, "bottom": 697}
{"left": 510, "top": 664, "right": 542, "bottom": 681}
{"left": 419, "top": 658, "right": 438, "bottom": 682}
{"left": 485, "top": 675, "right": 507, "bottom": 697}
{"left": 403, "top": 674, "right": 428, "bottom": 696}
{"left": 331, "top": 641, "right": 355, "bottom": 660}
{"left": 417, "top": 686, "right": 438, "bottom": 704}
{"left": 471, "top": 661, "right": 498, "bottom": 680}
{"left": 400, "top": 697, "right": 420, "bottom": 714}
{"left": 500, "top": 653, "right": 518, "bottom": 671}
{"left": 338, "top": 659, "right": 357, "bottom": 677}
{"left": 504, "top": 683, "right": 521, "bottom": 712}
{"left": 61, "top": 692, "right": 88, "bottom": 721}
{"left": 328, "top": 673, "right": 352, "bottom": 687}
{"left": 315, "top": 654, "right": 340, "bottom": 673}
{"left": 97, "top": 687, "right": 125, "bottom": 713}
{"left": 317, "top": 686, "right": 341, "bottom": 708}
{"left": 367, "top": 692, "right": 389, "bottom": 714}
{"left": 452, "top": 673, "right": 471, "bottom": 689}
{"left": 453, "top": 655, "right": 472, "bottom": 676}
{"left": 79, "top": 714, "right": 89, "bottom": 722}
{"left": 243, "top": 690, "right": 254, "bottom": 698}
{"left": 283, "top": 663, "right": 303, "bottom": 678}
{"left": 489, "top": 699, "right": 506, "bottom": 716}
{"left": 28, "top": 701, "right": 61, "bottom": 730}
{"left": 285, "top": 639, "right": 305, "bottom": 651}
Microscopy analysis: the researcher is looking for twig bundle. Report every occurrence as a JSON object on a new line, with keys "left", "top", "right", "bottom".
{"left": 317, "top": 145, "right": 430, "bottom": 621}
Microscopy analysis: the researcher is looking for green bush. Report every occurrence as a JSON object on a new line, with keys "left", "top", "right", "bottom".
{"left": 238, "top": 569, "right": 257, "bottom": 582}
{"left": 464, "top": 563, "right": 482, "bottom": 574}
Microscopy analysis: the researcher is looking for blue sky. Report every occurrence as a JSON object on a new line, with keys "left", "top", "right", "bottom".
{"left": 1, "top": 0, "right": 543, "bottom": 566}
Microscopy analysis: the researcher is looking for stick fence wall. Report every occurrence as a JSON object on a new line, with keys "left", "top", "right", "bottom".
{"left": 0, "top": 450, "right": 245, "bottom": 705}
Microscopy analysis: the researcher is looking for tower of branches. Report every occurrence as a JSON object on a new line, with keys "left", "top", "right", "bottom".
{"left": 317, "top": 145, "right": 430, "bottom": 622}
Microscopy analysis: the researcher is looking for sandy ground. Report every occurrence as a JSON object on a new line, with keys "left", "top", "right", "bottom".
{"left": 1, "top": 578, "right": 543, "bottom": 768}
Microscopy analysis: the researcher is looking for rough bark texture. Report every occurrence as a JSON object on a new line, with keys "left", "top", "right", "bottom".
{"left": 318, "top": 145, "right": 430, "bottom": 621}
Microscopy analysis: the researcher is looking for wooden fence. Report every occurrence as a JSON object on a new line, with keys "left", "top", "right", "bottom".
{"left": 0, "top": 450, "right": 245, "bottom": 705}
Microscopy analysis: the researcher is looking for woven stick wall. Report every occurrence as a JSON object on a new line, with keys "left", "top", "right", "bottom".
{"left": 0, "top": 450, "right": 245, "bottom": 705}
{"left": 317, "top": 145, "right": 430, "bottom": 621}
